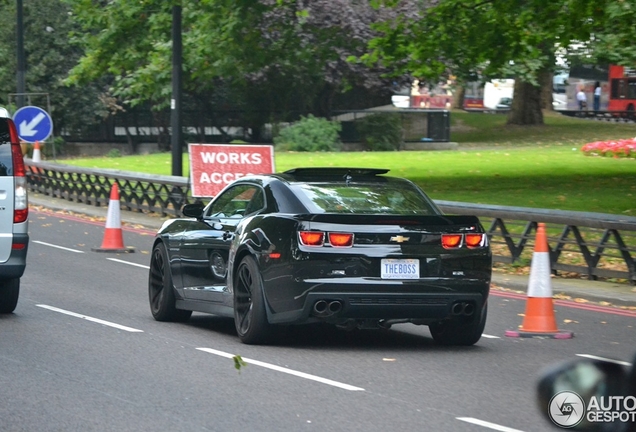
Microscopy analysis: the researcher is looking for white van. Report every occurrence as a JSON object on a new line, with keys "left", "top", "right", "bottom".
{"left": 0, "top": 108, "right": 29, "bottom": 313}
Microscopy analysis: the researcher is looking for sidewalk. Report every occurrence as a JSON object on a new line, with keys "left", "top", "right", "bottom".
{"left": 28, "top": 192, "right": 636, "bottom": 308}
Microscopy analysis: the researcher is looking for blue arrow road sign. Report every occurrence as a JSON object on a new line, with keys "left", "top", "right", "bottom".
{"left": 13, "top": 106, "right": 53, "bottom": 143}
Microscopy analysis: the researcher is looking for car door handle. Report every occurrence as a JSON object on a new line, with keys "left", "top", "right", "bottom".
{"left": 223, "top": 231, "right": 234, "bottom": 241}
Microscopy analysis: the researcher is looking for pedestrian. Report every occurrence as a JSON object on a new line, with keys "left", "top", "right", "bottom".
{"left": 593, "top": 81, "right": 601, "bottom": 111}
{"left": 577, "top": 87, "right": 587, "bottom": 111}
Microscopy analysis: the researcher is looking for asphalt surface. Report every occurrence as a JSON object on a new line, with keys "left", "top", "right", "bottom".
{"left": 28, "top": 191, "right": 636, "bottom": 308}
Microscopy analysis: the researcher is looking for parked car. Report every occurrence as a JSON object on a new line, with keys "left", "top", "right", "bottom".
{"left": 148, "top": 168, "right": 492, "bottom": 345}
{"left": 496, "top": 97, "right": 513, "bottom": 110}
{"left": 537, "top": 352, "right": 636, "bottom": 431}
{"left": 0, "top": 108, "right": 29, "bottom": 313}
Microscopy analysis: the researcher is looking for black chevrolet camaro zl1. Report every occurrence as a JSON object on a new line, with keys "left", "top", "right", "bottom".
{"left": 148, "top": 168, "right": 492, "bottom": 345}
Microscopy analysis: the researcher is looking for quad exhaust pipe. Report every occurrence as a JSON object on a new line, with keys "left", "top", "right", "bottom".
{"left": 451, "top": 301, "right": 475, "bottom": 316}
{"left": 312, "top": 300, "right": 343, "bottom": 317}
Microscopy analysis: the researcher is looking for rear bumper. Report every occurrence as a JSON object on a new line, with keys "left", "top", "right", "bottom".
{"left": 265, "top": 278, "right": 489, "bottom": 325}
{"left": 0, "top": 234, "right": 29, "bottom": 280}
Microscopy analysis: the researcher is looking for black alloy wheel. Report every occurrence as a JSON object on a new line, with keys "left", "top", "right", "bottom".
{"left": 234, "top": 255, "right": 273, "bottom": 344}
{"left": 148, "top": 242, "right": 192, "bottom": 322}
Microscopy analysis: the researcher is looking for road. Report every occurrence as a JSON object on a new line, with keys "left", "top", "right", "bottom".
{"left": 1, "top": 208, "right": 635, "bottom": 432}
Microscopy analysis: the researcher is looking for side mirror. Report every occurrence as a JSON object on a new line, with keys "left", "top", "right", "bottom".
{"left": 181, "top": 203, "right": 204, "bottom": 219}
{"left": 537, "top": 357, "right": 634, "bottom": 431}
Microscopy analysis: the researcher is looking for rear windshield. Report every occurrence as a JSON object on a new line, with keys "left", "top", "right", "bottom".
{"left": 0, "top": 120, "right": 13, "bottom": 176}
{"left": 289, "top": 181, "right": 440, "bottom": 215}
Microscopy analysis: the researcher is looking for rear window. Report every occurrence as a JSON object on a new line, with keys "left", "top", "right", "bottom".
{"left": 289, "top": 181, "right": 440, "bottom": 215}
{"left": 0, "top": 120, "right": 13, "bottom": 176}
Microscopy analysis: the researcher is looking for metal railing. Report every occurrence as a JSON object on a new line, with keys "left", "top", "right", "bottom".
{"left": 26, "top": 161, "right": 190, "bottom": 217}
{"left": 25, "top": 161, "right": 636, "bottom": 284}
{"left": 436, "top": 201, "right": 636, "bottom": 285}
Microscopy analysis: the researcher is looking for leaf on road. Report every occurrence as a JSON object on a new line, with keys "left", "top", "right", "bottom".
{"left": 233, "top": 355, "right": 247, "bottom": 373}
{"left": 383, "top": 358, "right": 396, "bottom": 362}
{"left": 573, "top": 298, "right": 589, "bottom": 303}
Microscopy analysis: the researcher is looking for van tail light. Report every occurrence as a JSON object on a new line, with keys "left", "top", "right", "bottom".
{"left": 299, "top": 231, "right": 325, "bottom": 246}
{"left": 8, "top": 120, "right": 28, "bottom": 223}
{"left": 465, "top": 233, "right": 485, "bottom": 248}
{"left": 328, "top": 233, "right": 354, "bottom": 247}
{"left": 441, "top": 234, "right": 462, "bottom": 249}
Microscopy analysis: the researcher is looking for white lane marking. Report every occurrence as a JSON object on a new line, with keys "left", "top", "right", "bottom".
{"left": 36, "top": 304, "right": 144, "bottom": 333}
{"left": 481, "top": 334, "right": 500, "bottom": 339}
{"left": 576, "top": 354, "right": 633, "bottom": 367}
{"left": 107, "top": 258, "right": 150, "bottom": 269}
{"left": 197, "top": 347, "right": 365, "bottom": 391}
{"left": 457, "top": 417, "right": 525, "bottom": 432}
{"left": 33, "top": 240, "right": 84, "bottom": 253}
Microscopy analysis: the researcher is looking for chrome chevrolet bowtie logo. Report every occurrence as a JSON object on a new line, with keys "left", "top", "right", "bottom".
{"left": 390, "top": 235, "right": 410, "bottom": 243}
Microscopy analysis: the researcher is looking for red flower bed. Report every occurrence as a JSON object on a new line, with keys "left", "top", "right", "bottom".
{"left": 581, "top": 138, "right": 636, "bottom": 158}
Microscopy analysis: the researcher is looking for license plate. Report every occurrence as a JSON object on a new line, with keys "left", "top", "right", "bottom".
{"left": 381, "top": 259, "right": 420, "bottom": 279}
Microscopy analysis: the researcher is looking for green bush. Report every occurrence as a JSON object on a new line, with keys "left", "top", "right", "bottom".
{"left": 274, "top": 115, "right": 342, "bottom": 152}
{"left": 106, "top": 148, "right": 122, "bottom": 158}
{"left": 355, "top": 113, "right": 403, "bottom": 151}
{"left": 38, "top": 136, "right": 66, "bottom": 158}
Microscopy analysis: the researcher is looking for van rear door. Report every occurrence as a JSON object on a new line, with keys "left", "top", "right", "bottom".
{"left": 0, "top": 120, "right": 15, "bottom": 263}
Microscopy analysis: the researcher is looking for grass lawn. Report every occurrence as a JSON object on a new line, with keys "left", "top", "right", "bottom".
{"left": 56, "top": 111, "right": 636, "bottom": 216}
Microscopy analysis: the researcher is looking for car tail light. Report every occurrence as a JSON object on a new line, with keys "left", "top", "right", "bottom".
{"left": 441, "top": 234, "right": 462, "bottom": 249}
{"left": 299, "top": 231, "right": 325, "bottom": 246}
{"left": 8, "top": 119, "right": 28, "bottom": 223}
{"left": 328, "top": 233, "right": 354, "bottom": 247}
{"left": 465, "top": 233, "right": 485, "bottom": 248}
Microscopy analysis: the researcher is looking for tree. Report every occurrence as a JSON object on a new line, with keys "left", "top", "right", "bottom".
{"left": 0, "top": 0, "right": 105, "bottom": 137}
{"left": 64, "top": 0, "right": 410, "bottom": 140}
{"left": 366, "top": 0, "right": 624, "bottom": 126}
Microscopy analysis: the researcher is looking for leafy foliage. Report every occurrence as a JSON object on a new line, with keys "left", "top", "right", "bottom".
{"left": 274, "top": 115, "right": 342, "bottom": 152}
{"left": 366, "top": 0, "right": 636, "bottom": 126}
{"left": 63, "top": 0, "right": 410, "bottom": 120}
{"left": 355, "top": 113, "right": 403, "bottom": 151}
{"left": 0, "top": 0, "right": 106, "bottom": 135}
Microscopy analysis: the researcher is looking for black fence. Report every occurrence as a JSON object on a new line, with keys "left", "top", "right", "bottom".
{"left": 25, "top": 161, "right": 636, "bottom": 285}
{"left": 335, "top": 109, "right": 450, "bottom": 143}
{"left": 60, "top": 108, "right": 451, "bottom": 145}
{"left": 558, "top": 110, "right": 636, "bottom": 122}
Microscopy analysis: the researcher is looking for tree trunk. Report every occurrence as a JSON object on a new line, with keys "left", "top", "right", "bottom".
{"left": 507, "top": 79, "right": 544, "bottom": 125}
{"left": 540, "top": 70, "right": 554, "bottom": 111}
{"left": 453, "top": 85, "right": 465, "bottom": 109}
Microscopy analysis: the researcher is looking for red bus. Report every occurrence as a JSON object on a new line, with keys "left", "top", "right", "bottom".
{"left": 608, "top": 65, "right": 636, "bottom": 111}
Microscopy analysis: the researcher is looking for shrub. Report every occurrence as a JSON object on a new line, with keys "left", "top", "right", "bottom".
{"left": 106, "top": 148, "right": 122, "bottom": 158}
{"left": 355, "top": 113, "right": 403, "bottom": 151}
{"left": 41, "top": 136, "right": 66, "bottom": 158}
{"left": 274, "top": 115, "right": 342, "bottom": 152}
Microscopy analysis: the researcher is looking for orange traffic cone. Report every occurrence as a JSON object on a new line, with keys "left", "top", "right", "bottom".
{"left": 32, "top": 141, "right": 42, "bottom": 162}
{"left": 91, "top": 183, "right": 135, "bottom": 253}
{"left": 505, "top": 223, "right": 573, "bottom": 339}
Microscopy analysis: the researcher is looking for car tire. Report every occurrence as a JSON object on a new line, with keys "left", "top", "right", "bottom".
{"left": 429, "top": 302, "right": 488, "bottom": 346}
{"left": 0, "top": 278, "right": 19, "bottom": 314}
{"left": 234, "top": 255, "right": 274, "bottom": 345}
{"left": 148, "top": 242, "right": 192, "bottom": 322}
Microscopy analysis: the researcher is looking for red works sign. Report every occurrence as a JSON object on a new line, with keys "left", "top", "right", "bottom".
{"left": 188, "top": 143, "right": 275, "bottom": 197}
